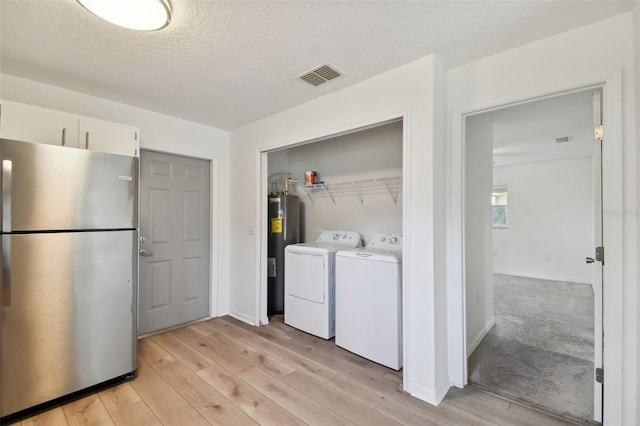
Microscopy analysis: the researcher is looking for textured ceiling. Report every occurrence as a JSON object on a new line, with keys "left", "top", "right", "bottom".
{"left": 480, "top": 89, "right": 597, "bottom": 167}
{"left": 0, "top": 0, "right": 633, "bottom": 130}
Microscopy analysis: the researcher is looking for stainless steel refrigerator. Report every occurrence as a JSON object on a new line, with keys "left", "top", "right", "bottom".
{"left": 0, "top": 139, "right": 138, "bottom": 422}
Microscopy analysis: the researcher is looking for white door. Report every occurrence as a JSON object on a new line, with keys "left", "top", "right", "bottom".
{"left": 138, "top": 150, "right": 211, "bottom": 335}
{"left": 590, "top": 90, "right": 604, "bottom": 422}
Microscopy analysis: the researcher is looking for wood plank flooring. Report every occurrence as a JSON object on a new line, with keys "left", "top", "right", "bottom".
{"left": 17, "top": 316, "right": 580, "bottom": 426}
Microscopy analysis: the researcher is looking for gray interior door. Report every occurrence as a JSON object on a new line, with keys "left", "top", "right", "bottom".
{"left": 138, "top": 150, "right": 210, "bottom": 335}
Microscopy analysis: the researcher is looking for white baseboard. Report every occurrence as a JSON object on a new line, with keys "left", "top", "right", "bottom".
{"left": 467, "top": 316, "right": 495, "bottom": 357}
{"left": 493, "top": 269, "right": 590, "bottom": 285}
{"left": 405, "top": 379, "right": 450, "bottom": 406}
{"left": 228, "top": 310, "right": 259, "bottom": 326}
{"left": 434, "top": 379, "right": 451, "bottom": 405}
{"left": 212, "top": 308, "right": 227, "bottom": 318}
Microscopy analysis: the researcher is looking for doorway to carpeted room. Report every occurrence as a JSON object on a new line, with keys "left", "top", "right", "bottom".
{"left": 467, "top": 274, "right": 594, "bottom": 422}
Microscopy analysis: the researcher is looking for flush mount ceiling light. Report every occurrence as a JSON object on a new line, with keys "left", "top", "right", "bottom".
{"left": 76, "top": 0, "right": 172, "bottom": 31}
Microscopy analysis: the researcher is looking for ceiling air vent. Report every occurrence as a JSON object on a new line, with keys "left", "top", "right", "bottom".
{"left": 555, "top": 136, "right": 573, "bottom": 143}
{"left": 299, "top": 64, "right": 342, "bottom": 87}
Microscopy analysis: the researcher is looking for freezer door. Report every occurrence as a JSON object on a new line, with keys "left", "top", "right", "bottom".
{"left": 0, "top": 231, "right": 137, "bottom": 417}
{"left": 0, "top": 139, "right": 137, "bottom": 232}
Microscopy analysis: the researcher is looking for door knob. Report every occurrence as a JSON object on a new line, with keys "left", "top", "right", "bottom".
{"left": 586, "top": 257, "right": 595, "bottom": 264}
{"left": 139, "top": 249, "right": 154, "bottom": 256}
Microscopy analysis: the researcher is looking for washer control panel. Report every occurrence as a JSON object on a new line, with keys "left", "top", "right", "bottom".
{"left": 367, "top": 233, "right": 403, "bottom": 250}
{"left": 316, "top": 231, "right": 361, "bottom": 247}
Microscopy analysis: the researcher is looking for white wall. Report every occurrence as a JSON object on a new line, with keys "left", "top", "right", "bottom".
{"left": 464, "top": 114, "right": 494, "bottom": 354}
{"left": 0, "top": 74, "right": 232, "bottom": 317}
{"left": 447, "top": 12, "right": 637, "bottom": 425}
{"left": 493, "top": 158, "right": 593, "bottom": 284}
{"left": 634, "top": 5, "right": 640, "bottom": 425}
{"left": 230, "top": 55, "right": 450, "bottom": 404}
{"left": 268, "top": 121, "right": 403, "bottom": 244}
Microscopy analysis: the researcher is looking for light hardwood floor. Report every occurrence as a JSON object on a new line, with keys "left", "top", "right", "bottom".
{"left": 18, "top": 316, "right": 579, "bottom": 426}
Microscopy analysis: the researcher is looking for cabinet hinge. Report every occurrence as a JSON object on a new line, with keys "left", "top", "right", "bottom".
{"left": 135, "top": 132, "right": 138, "bottom": 141}
{"left": 595, "top": 246, "right": 604, "bottom": 264}
{"left": 594, "top": 124, "right": 604, "bottom": 142}
{"left": 596, "top": 367, "right": 604, "bottom": 383}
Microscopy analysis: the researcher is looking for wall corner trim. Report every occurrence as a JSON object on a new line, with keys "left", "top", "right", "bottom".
{"left": 407, "top": 379, "right": 451, "bottom": 406}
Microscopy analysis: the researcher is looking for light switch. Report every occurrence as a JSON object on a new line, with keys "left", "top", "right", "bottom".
{"left": 248, "top": 225, "right": 255, "bottom": 235}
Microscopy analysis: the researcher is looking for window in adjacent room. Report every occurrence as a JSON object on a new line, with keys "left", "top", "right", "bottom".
{"left": 492, "top": 185, "right": 508, "bottom": 228}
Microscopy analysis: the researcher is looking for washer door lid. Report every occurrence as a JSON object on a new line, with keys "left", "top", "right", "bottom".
{"left": 285, "top": 251, "right": 325, "bottom": 303}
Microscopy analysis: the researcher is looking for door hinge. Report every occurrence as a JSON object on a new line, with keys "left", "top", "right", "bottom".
{"left": 596, "top": 367, "right": 604, "bottom": 383}
{"left": 594, "top": 124, "right": 604, "bottom": 141}
{"left": 596, "top": 246, "right": 604, "bottom": 264}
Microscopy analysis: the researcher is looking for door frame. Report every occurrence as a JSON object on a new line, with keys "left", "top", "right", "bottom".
{"left": 461, "top": 85, "right": 604, "bottom": 420}
{"left": 447, "top": 71, "right": 623, "bottom": 423}
{"left": 139, "top": 149, "right": 220, "bottom": 321}
{"left": 256, "top": 116, "right": 406, "bottom": 326}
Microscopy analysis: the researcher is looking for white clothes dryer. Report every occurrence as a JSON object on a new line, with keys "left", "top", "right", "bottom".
{"left": 284, "top": 231, "right": 361, "bottom": 339}
{"left": 335, "top": 233, "right": 403, "bottom": 370}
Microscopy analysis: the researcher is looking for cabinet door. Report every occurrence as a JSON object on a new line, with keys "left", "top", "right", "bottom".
{"left": 0, "top": 100, "right": 79, "bottom": 147}
{"left": 79, "top": 117, "right": 139, "bottom": 157}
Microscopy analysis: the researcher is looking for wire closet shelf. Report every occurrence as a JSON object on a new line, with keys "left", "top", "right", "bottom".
{"left": 290, "top": 176, "right": 402, "bottom": 206}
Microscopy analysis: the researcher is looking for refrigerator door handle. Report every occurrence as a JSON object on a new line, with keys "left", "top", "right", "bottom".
{"left": 1, "top": 238, "right": 11, "bottom": 306}
{"left": 2, "top": 159, "right": 12, "bottom": 232}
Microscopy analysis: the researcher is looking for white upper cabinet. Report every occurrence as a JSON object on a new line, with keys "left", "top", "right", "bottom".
{"left": 0, "top": 100, "right": 79, "bottom": 148}
{"left": 79, "top": 117, "right": 139, "bottom": 157}
{"left": 0, "top": 100, "right": 140, "bottom": 157}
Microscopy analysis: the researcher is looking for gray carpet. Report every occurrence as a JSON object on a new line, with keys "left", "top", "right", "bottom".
{"left": 468, "top": 274, "right": 594, "bottom": 423}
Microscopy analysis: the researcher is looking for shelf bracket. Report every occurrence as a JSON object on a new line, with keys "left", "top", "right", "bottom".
{"left": 296, "top": 186, "right": 314, "bottom": 206}
{"left": 385, "top": 181, "right": 399, "bottom": 204}
{"left": 320, "top": 185, "right": 336, "bottom": 205}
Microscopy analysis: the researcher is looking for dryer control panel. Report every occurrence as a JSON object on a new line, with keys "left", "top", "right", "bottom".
{"left": 316, "top": 230, "right": 361, "bottom": 247}
{"left": 367, "top": 233, "right": 403, "bottom": 250}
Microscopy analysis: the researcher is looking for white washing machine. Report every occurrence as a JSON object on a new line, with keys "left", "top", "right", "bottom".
{"left": 284, "top": 231, "right": 361, "bottom": 339}
{"left": 335, "top": 233, "right": 403, "bottom": 370}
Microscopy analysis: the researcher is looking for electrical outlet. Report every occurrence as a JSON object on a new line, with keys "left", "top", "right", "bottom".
{"left": 493, "top": 250, "right": 498, "bottom": 256}
{"left": 545, "top": 254, "right": 552, "bottom": 261}
{"left": 248, "top": 225, "right": 255, "bottom": 235}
